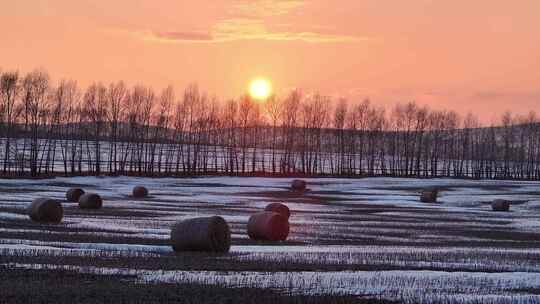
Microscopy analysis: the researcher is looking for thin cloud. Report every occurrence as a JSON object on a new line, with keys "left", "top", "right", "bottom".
{"left": 473, "top": 90, "right": 540, "bottom": 100}
{"left": 229, "top": 0, "right": 305, "bottom": 18}
{"left": 125, "top": 0, "right": 364, "bottom": 44}
{"left": 134, "top": 19, "right": 365, "bottom": 44}
{"left": 148, "top": 31, "right": 213, "bottom": 42}
{"left": 212, "top": 18, "right": 363, "bottom": 43}
{"left": 473, "top": 91, "right": 506, "bottom": 100}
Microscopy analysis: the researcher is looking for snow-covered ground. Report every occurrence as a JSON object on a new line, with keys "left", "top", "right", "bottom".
{"left": 1, "top": 176, "right": 540, "bottom": 303}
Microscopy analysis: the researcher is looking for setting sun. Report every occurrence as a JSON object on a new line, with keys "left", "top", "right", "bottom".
{"left": 249, "top": 78, "right": 272, "bottom": 100}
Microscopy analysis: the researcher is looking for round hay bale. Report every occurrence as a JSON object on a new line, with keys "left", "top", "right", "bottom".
{"left": 492, "top": 199, "right": 510, "bottom": 212}
{"left": 247, "top": 211, "right": 289, "bottom": 241}
{"left": 66, "top": 188, "right": 85, "bottom": 202}
{"left": 291, "top": 179, "right": 307, "bottom": 191}
{"left": 264, "top": 202, "right": 290, "bottom": 219}
{"left": 27, "top": 198, "right": 63, "bottom": 223}
{"left": 132, "top": 186, "right": 149, "bottom": 198}
{"left": 78, "top": 193, "right": 103, "bottom": 209}
{"left": 420, "top": 189, "right": 439, "bottom": 203}
{"left": 170, "top": 216, "right": 231, "bottom": 253}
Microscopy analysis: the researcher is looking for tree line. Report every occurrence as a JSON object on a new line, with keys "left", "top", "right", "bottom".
{"left": 1, "top": 68, "right": 539, "bottom": 179}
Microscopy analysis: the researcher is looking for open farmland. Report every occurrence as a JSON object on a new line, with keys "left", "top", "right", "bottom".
{"left": 2, "top": 176, "right": 540, "bottom": 303}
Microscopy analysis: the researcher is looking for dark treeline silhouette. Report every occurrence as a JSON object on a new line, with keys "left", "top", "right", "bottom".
{"left": 1, "top": 68, "right": 539, "bottom": 179}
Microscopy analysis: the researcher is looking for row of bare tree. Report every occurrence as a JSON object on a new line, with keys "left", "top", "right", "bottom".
{"left": 1, "top": 68, "right": 539, "bottom": 179}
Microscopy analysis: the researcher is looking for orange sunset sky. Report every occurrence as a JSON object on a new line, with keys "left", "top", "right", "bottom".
{"left": 1, "top": 0, "right": 539, "bottom": 121}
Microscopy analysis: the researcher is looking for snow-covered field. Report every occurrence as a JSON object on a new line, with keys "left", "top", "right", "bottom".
{"left": 1, "top": 176, "right": 540, "bottom": 303}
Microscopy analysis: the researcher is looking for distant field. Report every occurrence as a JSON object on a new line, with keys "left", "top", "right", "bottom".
{"left": 1, "top": 177, "right": 540, "bottom": 303}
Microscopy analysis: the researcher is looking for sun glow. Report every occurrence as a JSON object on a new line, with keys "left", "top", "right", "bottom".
{"left": 249, "top": 78, "right": 272, "bottom": 100}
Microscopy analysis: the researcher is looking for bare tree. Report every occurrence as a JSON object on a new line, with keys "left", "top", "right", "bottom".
{"left": 3, "top": 66, "right": 540, "bottom": 180}
{"left": 333, "top": 99, "right": 347, "bottom": 175}
{"left": 280, "top": 90, "right": 301, "bottom": 174}
{"left": 0, "top": 71, "right": 20, "bottom": 173}
{"left": 107, "top": 81, "right": 127, "bottom": 174}
{"left": 153, "top": 86, "right": 174, "bottom": 174}
{"left": 20, "top": 70, "right": 50, "bottom": 176}
{"left": 265, "top": 95, "right": 281, "bottom": 174}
